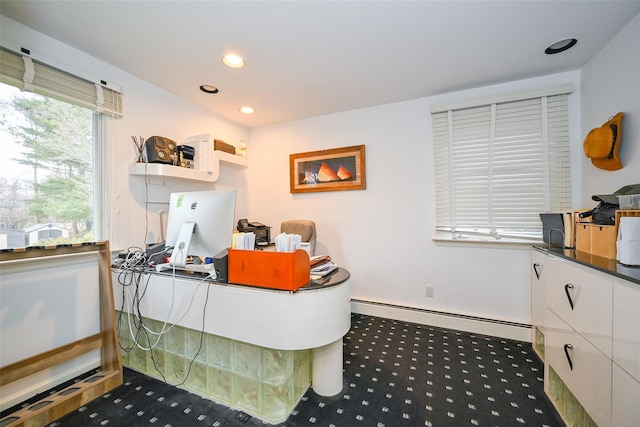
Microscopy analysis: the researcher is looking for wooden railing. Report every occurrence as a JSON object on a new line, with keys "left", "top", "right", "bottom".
{"left": 0, "top": 241, "right": 122, "bottom": 427}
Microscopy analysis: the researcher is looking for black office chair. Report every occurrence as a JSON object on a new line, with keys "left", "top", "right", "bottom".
{"left": 280, "top": 220, "right": 317, "bottom": 256}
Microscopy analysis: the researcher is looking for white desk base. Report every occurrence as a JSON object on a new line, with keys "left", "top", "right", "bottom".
{"left": 113, "top": 270, "right": 351, "bottom": 422}
{"left": 312, "top": 339, "right": 344, "bottom": 396}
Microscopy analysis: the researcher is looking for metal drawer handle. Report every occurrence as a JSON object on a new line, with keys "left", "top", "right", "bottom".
{"left": 564, "top": 344, "right": 574, "bottom": 371}
{"left": 533, "top": 263, "right": 541, "bottom": 280}
{"left": 564, "top": 283, "right": 575, "bottom": 310}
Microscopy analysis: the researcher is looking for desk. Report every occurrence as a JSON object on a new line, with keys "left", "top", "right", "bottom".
{"left": 113, "top": 268, "right": 350, "bottom": 424}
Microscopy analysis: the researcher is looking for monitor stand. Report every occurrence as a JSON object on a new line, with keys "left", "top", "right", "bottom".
{"left": 155, "top": 221, "right": 216, "bottom": 277}
{"left": 155, "top": 262, "right": 215, "bottom": 275}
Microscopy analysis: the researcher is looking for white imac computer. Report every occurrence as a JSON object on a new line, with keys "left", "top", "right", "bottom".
{"left": 156, "top": 190, "right": 236, "bottom": 274}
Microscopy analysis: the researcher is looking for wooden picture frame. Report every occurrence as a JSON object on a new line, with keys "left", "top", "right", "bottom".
{"left": 290, "top": 145, "right": 366, "bottom": 193}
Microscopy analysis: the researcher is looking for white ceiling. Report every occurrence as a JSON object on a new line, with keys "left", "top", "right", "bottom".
{"left": 1, "top": 1, "right": 639, "bottom": 128}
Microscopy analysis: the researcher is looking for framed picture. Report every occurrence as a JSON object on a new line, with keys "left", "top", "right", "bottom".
{"left": 290, "top": 145, "right": 366, "bottom": 193}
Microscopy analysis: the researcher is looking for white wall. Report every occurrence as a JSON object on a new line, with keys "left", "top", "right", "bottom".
{"left": 1, "top": 254, "right": 102, "bottom": 409}
{"left": 247, "top": 71, "right": 581, "bottom": 326}
{"left": 245, "top": 13, "right": 638, "bottom": 326}
{"left": 580, "top": 13, "right": 640, "bottom": 206}
{"left": 0, "top": 16, "right": 251, "bottom": 251}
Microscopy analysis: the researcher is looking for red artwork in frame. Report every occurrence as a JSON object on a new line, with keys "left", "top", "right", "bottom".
{"left": 289, "top": 145, "right": 366, "bottom": 193}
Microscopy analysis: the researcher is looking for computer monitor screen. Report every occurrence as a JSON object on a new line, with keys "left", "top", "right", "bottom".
{"left": 164, "top": 190, "right": 236, "bottom": 268}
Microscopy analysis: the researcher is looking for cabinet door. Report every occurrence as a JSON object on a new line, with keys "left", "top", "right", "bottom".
{"left": 613, "top": 280, "right": 640, "bottom": 382}
{"left": 546, "top": 309, "right": 612, "bottom": 427}
{"left": 530, "top": 250, "right": 547, "bottom": 358}
{"left": 546, "top": 256, "right": 613, "bottom": 358}
{"left": 612, "top": 363, "right": 640, "bottom": 427}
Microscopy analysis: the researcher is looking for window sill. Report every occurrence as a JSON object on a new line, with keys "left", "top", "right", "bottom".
{"left": 432, "top": 232, "right": 541, "bottom": 249}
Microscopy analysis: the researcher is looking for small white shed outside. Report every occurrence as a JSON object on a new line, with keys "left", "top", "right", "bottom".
{"left": 24, "top": 223, "right": 69, "bottom": 246}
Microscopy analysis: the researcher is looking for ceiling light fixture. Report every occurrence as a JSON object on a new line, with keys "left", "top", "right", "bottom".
{"left": 240, "top": 106, "right": 254, "bottom": 115}
{"left": 223, "top": 54, "right": 245, "bottom": 68}
{"left": 200, "top": 84, "right": 219, "bottom": 94}
{"left": 545, "top": 38, "right": 577, "bottom": 54}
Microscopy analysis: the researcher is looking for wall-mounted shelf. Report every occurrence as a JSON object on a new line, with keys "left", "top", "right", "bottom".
{"left": 213, "top": 150, "right": 248, "bottom": 168}
{"left": 129, "top": 151, "right": 247, "bottom": 183}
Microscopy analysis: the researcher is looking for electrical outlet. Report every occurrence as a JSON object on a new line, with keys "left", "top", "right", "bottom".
{"left": 425, "top": 285, "right": 434, "bottom": 297}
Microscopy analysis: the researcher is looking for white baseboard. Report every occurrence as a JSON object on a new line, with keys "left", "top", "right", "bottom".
{"left": 351, "top": 299, "right": 532, "bottom": 342}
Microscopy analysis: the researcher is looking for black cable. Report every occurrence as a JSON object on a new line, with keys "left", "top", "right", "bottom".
{"left": 113, "top": 246, "right": 215, "bottom": 387}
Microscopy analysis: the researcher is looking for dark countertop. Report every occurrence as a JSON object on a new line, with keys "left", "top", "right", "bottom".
{"left": 147, "top": 266, "right": 350, "bottom": 292}
{"left": 533, "top": 246, "right": 640, "bottom": 285}
{"left": 304, "top": 267, "right": 350, "bottom": 290}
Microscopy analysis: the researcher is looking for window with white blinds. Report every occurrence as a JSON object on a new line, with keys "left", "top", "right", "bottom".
{"left": 0, "top": 46, "right": 122, "bottom": 117}
{"left": 0, "top": 44, "right": 122, "bottom": 246}
{"left": 431, "top": 86, "right": 572, "bottom": 241}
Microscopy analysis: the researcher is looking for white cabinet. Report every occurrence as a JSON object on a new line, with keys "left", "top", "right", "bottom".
{"left": 545, "top": 256, "right": 612, "bottom": 358}
{"left": 613, "top": 280, "right": 640, "bottom": 382}
{"left": 533, "top": 248, "right": 640, "bottom": 427}
{"left": 530, "top": 250, "right": 546, "bottom": 359}
{"left": 612, "top": 363, "right": 640, "bottom": 427}
{"left": 546, "top": 309, "right": 612, "bottom": 427}
{"left": 612, "top": 280, "right": 640, "bottom": 427}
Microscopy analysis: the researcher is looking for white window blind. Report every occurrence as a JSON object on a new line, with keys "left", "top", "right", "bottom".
{"left": 432, "top": 86, "right": 571, "bottom": 241}
{"left": 0, "top": 46, "right": 123, "bottom": 117}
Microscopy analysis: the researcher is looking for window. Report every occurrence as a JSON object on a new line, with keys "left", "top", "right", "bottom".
{"left": 0, "top": 46, "right": 122, "bottom": 249}
{"left": 431, "top": 85, "right": 572, "bottom": 242}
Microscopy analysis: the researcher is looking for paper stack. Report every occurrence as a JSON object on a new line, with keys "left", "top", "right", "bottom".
{"left": 275, "top": 232, "right": 302, "bottom": 252}
{"left": 310, "top": 255, "right": 338, "bottom": 278}
{"left": 234, "top": 232, "right": 255, "bottom": 250}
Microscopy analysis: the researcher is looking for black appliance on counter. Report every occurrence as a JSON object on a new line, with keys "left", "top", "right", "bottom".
{"left": 237, "top": 219, "right": 271, "bottom": 246}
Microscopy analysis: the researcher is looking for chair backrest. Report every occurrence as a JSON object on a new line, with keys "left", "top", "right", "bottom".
{"left": 280, "top": 220, "right": 316, "bottom": 256}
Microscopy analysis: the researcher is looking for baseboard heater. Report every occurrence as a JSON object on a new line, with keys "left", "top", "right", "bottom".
{"left": 350, "top": 299, "right": 531, "bottom": 342}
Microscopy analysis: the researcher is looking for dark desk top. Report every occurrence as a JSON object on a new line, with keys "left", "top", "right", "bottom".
{"left": 533, "top": 246, "right": 640, "bottom": 285}
{"left": 148, "top": 266, "right": 351, "bottom": 292}
{"left": 304, "top": 267, "right": 350, "bottom": 290}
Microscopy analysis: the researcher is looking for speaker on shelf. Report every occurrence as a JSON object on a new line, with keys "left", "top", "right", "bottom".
{"left": 145, "top": 136, "right": 177, "bottom": 164}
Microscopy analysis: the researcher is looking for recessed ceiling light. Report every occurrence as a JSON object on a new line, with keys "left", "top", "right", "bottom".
{"left": 200, "top": 84, "right": 219, "bottom": 94}
{"left": 223, "top": 54, "right": 245, "bottom": 68}
{"left": 240, "top": 106, "right": 254, "bottom": 115}
{"left": 545, "top": 38, "right": 577, "bottom": 54}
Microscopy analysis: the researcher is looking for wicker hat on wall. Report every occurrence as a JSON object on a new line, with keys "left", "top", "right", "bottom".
{"left": 583, "top": 112, "right": 624, "bottom": 171}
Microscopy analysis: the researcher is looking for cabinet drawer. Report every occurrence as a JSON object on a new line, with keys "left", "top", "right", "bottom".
{"left": 546, "top": 309, "right": 611, "bottom": 427}
{"left": 546, "top": 256, "right": 612, "bottom": 357}
{"left": 531, "top": 252, "right": 546, "bottom": 329}
{"left": 612, "top": 363, "right": 640, "bottom": 427}
{"left": 531, "top": 251, "right": 547, "bottom": 359}
{"left": 613, "top": 280, "right": 640, "bottom": 381}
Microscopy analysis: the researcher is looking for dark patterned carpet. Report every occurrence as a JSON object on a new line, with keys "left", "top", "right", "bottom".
{"left": 7, "top": 313, "right": 565, "bottom": 426}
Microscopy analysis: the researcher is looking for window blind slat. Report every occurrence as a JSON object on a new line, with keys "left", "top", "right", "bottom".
{"left": 0, "top": 46, "right": 123, "bottom": 117}
{"left": 432, "top": 92, "right": 571, "bottom": 240}
{"left": 431, "top": 84, "right": 573, "bottom": 113}
{"left": 0, "top": 47, "right": 25, "bottom": 87}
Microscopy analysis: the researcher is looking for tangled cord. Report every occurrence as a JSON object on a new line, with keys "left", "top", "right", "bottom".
{"left": 113, "top": 245, "right": 211, "bottom": 386}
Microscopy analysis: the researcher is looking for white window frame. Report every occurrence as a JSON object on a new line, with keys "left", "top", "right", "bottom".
{"left": 431, "top": 84, "right": 573, "bottom": 244}
{"left": 1, "top": 45, "right": 122, "bottom": 243}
